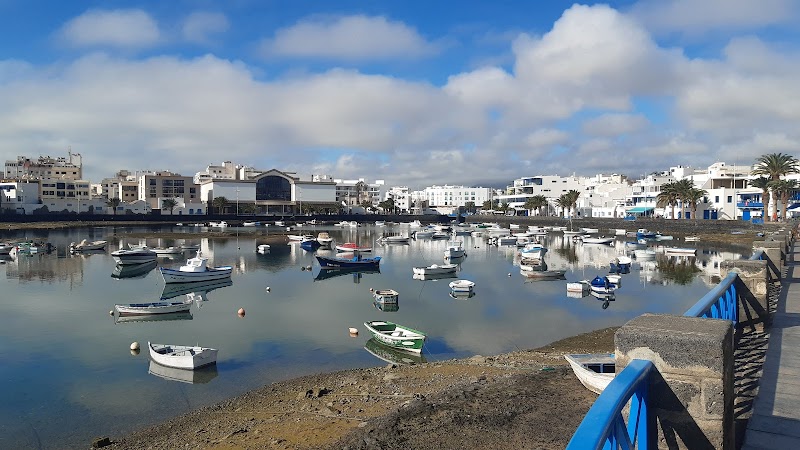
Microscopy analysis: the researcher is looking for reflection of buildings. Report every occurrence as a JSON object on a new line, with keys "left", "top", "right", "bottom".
{"left": 4, "top": 252, "right": 85, "bottom": 285}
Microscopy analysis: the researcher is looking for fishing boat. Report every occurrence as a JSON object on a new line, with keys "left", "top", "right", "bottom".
{"left": 590, "top": 275, "right": 617, "bottom": 295}
{"left": 114, "top": 300, "right": 191, "bottom": 316}
{"left": 363, "top": 320, "right": 426, "bottom": 353}
{"left": 564, "top": 353, "right": 616, "bottom": 394}
{"left": 373, "top": 289, "right": 399, "bottom": 304}
{"left": 449, "top": 279, "right": 476, "bottom": 293}
{"left": 69, "top": 239, "right": 108, "bottom": 252}
{"left": 159, "top": 251, "right": 233, "bottom": 284}
{"left": 364, "top": 338, "right": 426, "bottom": 365}
{"left": 412, "top": 263, "right": 458, "bottom": 276}
{"left": 111, "top": 247, "right": 158, "bottom": 265}
{"left": 335, "top": 242, "right": 372, "bottom": 252}
{"left": 148, "top": 342, "right": 218, "bottom": 370}
{"left": 316, "top": 254, "right": 381, "bottom": 269}
{"left": 443, "top": 240, "right": 466, "bottom": 259}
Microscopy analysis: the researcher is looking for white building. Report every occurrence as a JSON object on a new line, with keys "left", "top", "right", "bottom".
{"left": 333, "top": 178, "right": 385, "bottom": 210}
{"left": 384, "top": 186, "right": 411, "bottom": 213}
{"left": 495, "top": 175, "right": 586, "bottom": 216}
{"left": 4, "top": 152, "right": 83, "bottom": 180}
{"left": 423, "top": 185, "right": 490, "bottom": 214}
{"left": 194, "top": 161, "right": 262, "bottom": 184}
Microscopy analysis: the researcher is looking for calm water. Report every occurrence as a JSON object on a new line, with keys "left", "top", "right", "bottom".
{"left": 0, "top": 223, "right": 746, "bottom": 449}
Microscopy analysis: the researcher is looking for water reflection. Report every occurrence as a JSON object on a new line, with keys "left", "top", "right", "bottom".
{"left": 114, "top": 311, "right": 193, "bottom": 324}
{"left": 364, "top": 338, "right": 426, "bottom": 365}
{"left": 159, "top": 279, "right": 233, "bottom": 301}
{"left": 148, "top": 360, "right": 218, "bottom": 384}
{"left": 111, "top": 260, "right": 158, "bottom": 279}
{"left": 314, "top": 267, "right": 381, "bottom": 282}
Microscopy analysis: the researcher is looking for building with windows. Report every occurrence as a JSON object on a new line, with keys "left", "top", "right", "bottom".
{"left": 193, "top": 161, "right": 263, "bottom": 184}
{"left": 139, "top": 171, "right": 200, "bottom": 210}
{"left": 496, "top": 175, "right": 586, "bottom": 211}
{"left": 422, "top": 185, "right": 490, "bottom": 214}
{"left": 334, "top": 178, "right": 385, "bottom": 210}
{"left": 4, "top": 152, "right": 83, "bottom": 180}
{"left": 384, "top": 186, "right": 411, "bottom": 213}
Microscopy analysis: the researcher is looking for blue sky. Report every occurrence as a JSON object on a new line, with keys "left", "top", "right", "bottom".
{"left": 1, "top": 1, "right": 799, "bottom": 189}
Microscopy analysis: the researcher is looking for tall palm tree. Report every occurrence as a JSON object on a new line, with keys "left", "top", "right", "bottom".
{"left": 673, "top": 179, "right": 695, "bottom": 219}
{"left": 526, "top": 195, "right": 548, "bottom": 216}
{"left": 106, "top": 197, "right": 121, "bottom": 216}
{"left": 684, "top": 187, "right": 708, "bottom": 221}
{"left": 556, "top": 194, "right": 571, "bottom": 219}
{"left": 161, "top": 198, "right": 177, "bottom": 215}
{"left": 564, "top": 190, "right": 581, "bottom": 218}
{"left": 748, "top": 177, "right": 771, "bottom": 222}
{"left": 656, "top": 182, "right": 679, "bottom": 219}
{"left": 212, "top": 196, "right": 228, "bottom": 215}
{"left": 769, "top": 179, "right": 799, "bottom": 222}
{"left": 752, "top": 152, "right": 800, "bottom": 221}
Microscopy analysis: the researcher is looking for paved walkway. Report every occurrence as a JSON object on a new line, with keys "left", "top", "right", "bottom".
{"left": 743, "top": 243, "right": 800, "bottom": 449}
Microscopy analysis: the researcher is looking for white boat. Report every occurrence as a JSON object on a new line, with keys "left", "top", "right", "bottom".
{"left": 111, "top": 247, "right": 158, "bottom": 265}
{"left": 288, "top": 234, "right": 313, "bottom": 241}
{"left": 414, "top": 229, "right": 434, "bottom": 238}
{"left": 256, "top": 244, "right": 271, "bottom": 254}
{"left": 606, "top": 274, "right": 622, "bottom": 287}
{"left": 378, "top": 235, "right": 410, "bottom": 244}
{"left": 375, "top": 221, "right": 386, "bottom": 227}
{"left": 0, "top": 243, "right": 13, "bottom": 255}
{"left": 633, "top": 249, "right": 656, "bottom": 259}
{"left": 148, "top": 342, "right": 218, "bottom": 370}
{"left": 580, "top": 227, "right": 599, "bottom": 234}
{"left": 655, "top": 234, "right": 674, "bottom": 241}
{"left": 159, "top": 251, "right": 233, "bottom": 284}
{"left": 408, "top": 220, "right": 422, "bottom": 228}
{"left": 519, "top": 242, "right": 547, "bottom": 260}
{"left": 114, "top": 300, "right": 191, "bottom": 316}
{"left": 566, "top": 280, "right": 590, "bottom": 294}
{"left": 684, "top": 236, "right": 700, "bottom": 242}
{"left": 564, "top": 353, "right": 616, "bottom": 394}
{"left": 69, "top": 239, "right": 108, "bottom": 252}
{"left": 590, "top": 276, "right": 617, "bottom": 294}
{"left": 581, "top": 237, "right": 614, "bottom": 245}
{"left": 563, "top": 230, "right": 584, "bottom": 237}
{"left": 614, "top": 229, "right": 627, "bottom": 236}
{"left": 152, "top": 246, "right": 183, "bottom": 255}
{"left": 242, "top": 221, "right": 260, "bottom": 227}
{"left": 412, "top": 263, "right": 458, "bottom": 276}
{"left": 316, "top": 232, "right": 334, "bottom": 246}
{"left": 664, "top": 247, "right": 697, "bottom": 255}
{"left": 274, "top": 221, "right": 285, "bottom": 227}
{"left": 373, "top": 289, "right": 399, "bottom": 304}
{"left": 431, "top": 231, "right": 450, "bottom": 240}
{"left": 449, "top": 279, "right": 475, "bottom": 293}
{"left": 209, "top": 221, "right": 228, "bottom": 228}
{"left": 443, "top": 240, "right": 466, "bottom": 259}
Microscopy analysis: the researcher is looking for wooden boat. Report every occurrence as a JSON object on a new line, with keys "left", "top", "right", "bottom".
{"left": 564, "top": 353, "right": 616, "bottom": 394}
{"left": 335, "top": 242, "right": 372, "bottom": 252}
{"left": 111, "top": 247, "right": 157, "bottom": 265}
{"left": 413, "top": 263, "right": 458, "bottom": 276}
{"left": 316, "top": 254, "right": 381, "bottom": 269}
{"left": 449, "top": 279, "right": 475, "bottom": 292}
{"left": 159, "top": 251, "right": 233, "bottom": 283}
{"left": 148, "top": 342, "right": 218, "bottom": 370}
{"left": 443, "top": 240, "right": 465, "bottom": 258}
{"left": 69, "top": 239, "right": 108, "bottom": 252}
{"left": 364, "top": 338, "right": 426, "bottom": 365}
{"left": 148, "top": 360, "right": 218, "bottom": 384}
{"left": 363, "top": 320, "right": 426, "bottom": 353}
{"left": 114, "top": 300, "right": 191, "bottom": 316}
{"left": 373, "top": 289, "right": 399, "bottom": 304}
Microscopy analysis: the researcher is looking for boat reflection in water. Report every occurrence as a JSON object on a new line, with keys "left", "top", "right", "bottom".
{"left": 449, "top": 290, "right": 476, "bottom": 300}
{"left": 313, "top": 267, "right": 380, "bottom": 283}
{"left": 412, "top": 272, "right": 458, "bottom": 281}
{"left": 111, "top": 260, "right": 158, "bottom": 279}
{"left": 148, "top": 360, "right": 218, "bottom": 384}
{"left": 373, "top": 300, "right": 399, "bottom": 312}
{"left": 114, "top": 311, "right": 193, "bottom": 324}
{"left": 590, "top": 291, "right": 616, "bottom": 309}
{"left": 159, "top": 279, "right": 233, "bottom": 302}
{"left": 364, "top": 338, "right": 427, "bottom": 366}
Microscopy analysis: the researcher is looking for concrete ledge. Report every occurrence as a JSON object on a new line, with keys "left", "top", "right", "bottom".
{"left": 721, "top": 260, "right": 770, "bottom": 332}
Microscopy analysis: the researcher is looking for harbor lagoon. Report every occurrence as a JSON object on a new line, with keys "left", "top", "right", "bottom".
{"left": 0, "top": 223, "right": 746, "bottom": 448}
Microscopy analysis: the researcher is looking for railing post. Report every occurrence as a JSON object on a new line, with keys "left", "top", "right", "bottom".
{"left": 752, "top": 240, "right": 784, "bottom": 281}
{"left": 720, "top": 261, "right": 769, "bottom": 332}
{"left": 615, "top": 314, "right": 734, "bottom": 449}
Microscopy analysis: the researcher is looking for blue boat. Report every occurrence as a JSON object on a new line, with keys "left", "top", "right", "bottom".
{"left": 316, "top": 254, "right": 381, "bottom": 269}
{"left": 635, "top": 228, "right": 657, "bottom": 239}
{"left": 590, "top": 275, "right": 617, "bottom": 295}
{"left": 300, "top": 239, "right": 321, "bottom": 251}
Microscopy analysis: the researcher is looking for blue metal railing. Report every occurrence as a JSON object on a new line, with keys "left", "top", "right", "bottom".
{"left": 567, "top": 359, "right": 654, "bottom": 450}
{"left": 683, "top": 272, "right": 738, "bottom": 324}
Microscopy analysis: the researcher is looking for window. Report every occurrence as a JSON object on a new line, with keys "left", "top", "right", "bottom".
{"left": 57, "top": 182, "right": 65, "bottom": 189}
{"left": 149, "top": 179, "right": 156, "bottom": 186}
{"left": 727, "top": 196, "right": 732, "bottom": 203}
{"left": 715, "top": 196, "right": 719, "bottom": 203}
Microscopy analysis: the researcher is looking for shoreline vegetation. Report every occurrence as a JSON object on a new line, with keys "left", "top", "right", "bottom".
{"left": 0, "top": 218, "right": 774, "bottom": 448}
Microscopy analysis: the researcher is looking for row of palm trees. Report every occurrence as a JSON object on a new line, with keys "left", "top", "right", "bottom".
{"left": 655, "top": 179, "right": 708, "bottom": 220}
{"left": 751, "top": 152, "right": 799, "bottom": 222}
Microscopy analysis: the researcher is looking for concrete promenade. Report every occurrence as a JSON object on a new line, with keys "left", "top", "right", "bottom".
{"left": 743, "top": 242, "right": 800, "bottom": 449}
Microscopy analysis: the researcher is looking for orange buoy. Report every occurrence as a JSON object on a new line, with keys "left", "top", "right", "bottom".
{"left": 237, "top": 308, "right": 246, "bottom": 316}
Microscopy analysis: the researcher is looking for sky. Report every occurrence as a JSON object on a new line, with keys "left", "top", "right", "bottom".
{"left": 1, "top": 0, "right": 799, "bottom": 190}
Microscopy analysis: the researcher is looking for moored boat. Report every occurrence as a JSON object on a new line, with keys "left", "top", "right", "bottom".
{"left": 449, "top": 279, "right": 475, "bottom": 293}
{"left": 316, "top": 254, "right": 381, "bottom": 269}
{"left": 443, "top": 240, "right": 465, "bottom": 259}
{"left": 159, "top": 251, "right": 233, "bottom": 284}
{"left": 363, "top": 320, "right": 426, "bottom": 353}
{"left": 69, "top": 239, "right": 108, "bottom": 252}
{"left": 412, "top": 263, "right": 458, "bottom": 276}
{"left": 316, "top": 232, "right": 334, "bottom": 246}
{"left": 664, "top": 247, "right": 697, "bottom": 255}
{"left": 564, "top": 353, "right": 616, "bottom": 394}
{"left": 148, "top": 342, "right": 218, "bottom": 370}
{"left": 111, "top": 247, "right": 157, "bottom": 265}
{"left": 566, "top": 280, "right": 590, "bottom": 294}
{"left": 114, "top": 300, "right": 191, "bottom": 316}
{"left": 590, "top": 275, "right": 617, "bottom": 294}
{"left": 373, "top": 289, "right": 399, "bottom": 304}
{"left": 335, "top": 242, "right": 372, "bottom": 252}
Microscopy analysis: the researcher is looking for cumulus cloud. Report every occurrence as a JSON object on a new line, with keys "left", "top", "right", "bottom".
{"left": 260, "top": 15, "right": 440, "bottom": 60}
{"left": 582, "top": 114, "right": 650, "bottom": 137}
{"left": 182, "top": 11, "right": 229, "bottom": 44}
{"left": 59, "top": 9, "right": 160, "bottom": 49}
{"left": 630, "top": 0, "right": 799, "bottom": 36}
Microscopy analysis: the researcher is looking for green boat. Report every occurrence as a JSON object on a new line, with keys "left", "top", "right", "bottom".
{"left": 364, "top": 338, "right": 427, "bottom": 365}
{"left": 363, "top": 320, "right": 426, "bottom": 353}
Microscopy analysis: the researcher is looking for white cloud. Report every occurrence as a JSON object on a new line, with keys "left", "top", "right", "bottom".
{"left": 182, "top": 12, "right": 229, "bottom": 44}
{"left": 260, "top": 15, "right": 440, "bottom": 60}
{"left": 630, "top": 0, "right": 799, "bottom": 36}
{"left": 59, "top": 9, "right": 160, "bottom": 49}
{"left": 582, "top": 114, "right": 649, "bottom": 137}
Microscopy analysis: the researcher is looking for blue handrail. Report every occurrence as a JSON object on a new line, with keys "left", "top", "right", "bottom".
{"left": 683, "top": 271, "right": 738, "bottom": 324}
{"left": 567, "top": 359, "right": 654, "bottom": 450}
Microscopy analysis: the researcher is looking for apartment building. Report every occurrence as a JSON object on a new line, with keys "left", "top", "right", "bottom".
{"left": 139, "top": 171, "right": 200, "bottom": 210}
{"left": 334, "top": 178, "right": 385, "bottom": 208}
{"left": 4, "top": 152, "right": 83, "bottom": 180}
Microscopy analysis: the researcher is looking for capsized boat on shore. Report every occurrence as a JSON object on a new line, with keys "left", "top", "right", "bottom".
{"left": 564, "top": 353, "right": 615, "bottom": 394}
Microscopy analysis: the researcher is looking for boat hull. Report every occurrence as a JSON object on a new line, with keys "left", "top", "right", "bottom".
{"left": 115, "top": 301, "right": 191, "bottom": 316}
{"left": 112, "top": 252, "right": 158, "bottom": 265}
{"left": 148, "top": 342, "right": 218, "bottom": 370}
{"left": 316, "top": 255, "right": 381, "bottom": 269}
{"left": 412, "top": 264, "right": 458, "bottom": 276}
{"left": 564, "top": 353, "right": 615, "bottom": 394}
{"left": 364, "top": 321, "right": 426, "bottom": 353}
{"left": 160, "top": 267, "right": 233, "bottom": 284}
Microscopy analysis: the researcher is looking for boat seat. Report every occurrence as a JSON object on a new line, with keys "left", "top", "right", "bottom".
{"left": 391, "top": 331, "right": 402, "bottom": 337}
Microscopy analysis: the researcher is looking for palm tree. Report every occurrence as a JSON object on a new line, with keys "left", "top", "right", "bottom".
{"left": 769, "top": 179, "right": 799, "bottom": 222}
{"left": 525, "top": 195, "right": 548, "bottom": 216}
{"left": 556, "top": 194, "right": 571, "bottom": 218}
{"left": 748, "top": 177, "right": 771, "bottom": 222}
{"left": 752, "top": 152, "right": 800, "bottom": 221}
{"left": 656, "top": 182, "right": 679, "bottom": 219}
{"left": 106, "top": 197, "right": 121, "bottom": 216}
{"left": 161, "top": 198, "right": 177, "bottom": 215}
{"left": 673, "top": 179, "right": 695, "bottom": 219}
{"left": 212, "top": 196, "right": 228, "bottom": 215}
{"left": 564, "top": 190, "right": 581, "bottom": 218}
{"left": 684, "top": 187, "right": 708, "bottom": 221}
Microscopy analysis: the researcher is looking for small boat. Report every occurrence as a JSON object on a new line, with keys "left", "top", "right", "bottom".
{"left": 209, "top": 221, "right": 228, "bottom": 228}
{"left": 148, "top": 342, "right": 218, "bottom": 370}
{"left": 664, "top": 247, "right": 697, "bottom": 255}
{"left": 655, "top": 234, "right": 674, "bottom": 241}
{"left": 256, "top": 244, "right": 271, "bottom": 254}
{"left": 299, "top": 239, "right": 321, "bottom": 251}
{"left": 363, "top": 320, "right": 426, "bottom": 353}
{"left": 564, "top": 353, "right": 616, "bottom": 394}
{"left": 316, "top": 232, "right": 334, "bottom": 246}
{"left": 519, "top": 242, "right": 547, "bottom": 259}
{"left": 413, "top": 229, "right": 435, "bottom": 238}
{"left": 148, "top": 360, "right": 218, "bottom": 384}
{"left": 520, "top": 267, "right": 566, "bottom": 279}
{"left": 288, "top": 234, "right": 313, "bottom": 241}
{"left": 566, "top": 280, "right": 590, "bottom": 294}
{"left": 684, "top": 236, "right": 700, "bottom": 242}
{"left": 582, "top": 237, "right": 614, "bottom": 245}
{"left": 111, "top": 261, "right": 158, "bottom": 279}
{"left": 364, "top": 338, "right": 426, "bottom": 365}
{"left": 0, "top": 243, "right": 13, "bottom": 255}
{"left": 606, "top": 274, "right": 622, "bottom": 287}
{"left": 377, "top": 235, "right": 410, "bottom": 244}
{"left": 159, "top": 251, "right": 233, "bottom": 284}
{"left": 590, "top": 275, "right": 617, "bottom": 294}
{"left": 114, "top": 300, "right": 191, "bottom": 316}
{"left": 609, "top": 255, "right": 632, "bottom": 273}
{"left": 152, "top": 246, "right": 183, "bottom": 256}
{"left": 111, "top": 247, "right": 158, "bottom": 265}
{"left": 633, "top": 249, "right": 656, "bottom": 259}
{"left": 274, "top": 221, "right": 285, "bottom": 227}
{"left": 375, "top": 221, "right": 386, "bottom": 227}
{"left": 443, "top": 240, "right": 466, "bottom": 259}
{"left": 373, "top": 289, "right": 399, "bottom": 304}
{"left": 335, "top": 242, "right": 372, "bottom": 252}
{"left": 580, "top": 227, "right": 599, "bottom": 234}
{"left": 408, "top": 220, "right": 422, "bottom": 228}
{"left": 316, "top": 254, "right": 381, "bottom": 269}
{"left": 69, "top": 239, "right": 108, "bottom": 252}
{"left": 242, "top": 221, "right": 260, "bottom": 227}
{"left": 412, "top": 263, "right": 458, "bottom": 276}
{"left": 636, "top": 228, "right": 656, "bottom": 239}
{"left": 431, "top": 231, "right": 450, "bottom": 240}
{"left": 449, "top": 279, "right": 475, "bottom": 293}
{"left": 495, "top": 236, "right": 517, "bottom": 246}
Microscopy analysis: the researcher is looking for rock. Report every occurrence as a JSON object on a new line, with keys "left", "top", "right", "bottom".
{"left": 383, "top": 373, "right": 402, "bottom": 382}
{"left": 469, "top": 355, "right": 486, "bottom": 364}
{"left": 91, "top": 436, "right": 112, "bottom": 448}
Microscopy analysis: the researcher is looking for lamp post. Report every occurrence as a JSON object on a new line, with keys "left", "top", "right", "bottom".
{"left": 236, "top": 188, "right": 240, "bottom": 216}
